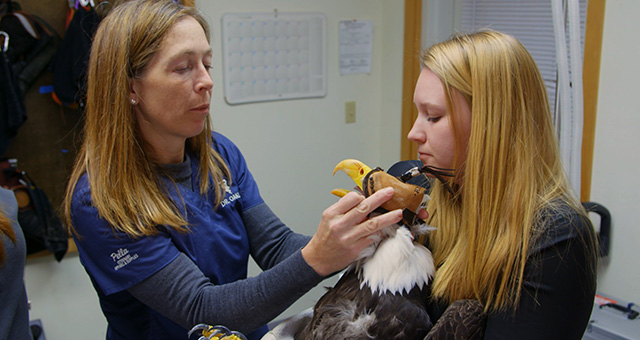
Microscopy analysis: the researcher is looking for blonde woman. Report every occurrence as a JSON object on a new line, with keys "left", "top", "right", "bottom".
{"left": 62, "top": 1, "right": 401, "bottom": 339}
{"left": 0, "top": 187, "right": 31, "bottom": 340}
{"left": 409, "top": 30, "right": 597, "bottom": 339}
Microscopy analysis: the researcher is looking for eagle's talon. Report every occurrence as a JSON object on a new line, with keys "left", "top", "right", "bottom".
{"left": 188, "top": 324, "right": 212, "bottom": 338}
{"left": 188, "top": 324, "right": 248, "bottom": 340}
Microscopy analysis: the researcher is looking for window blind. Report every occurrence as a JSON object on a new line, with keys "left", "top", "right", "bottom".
{"left": 459, "top": 0, "right": 587, "bottom": 113}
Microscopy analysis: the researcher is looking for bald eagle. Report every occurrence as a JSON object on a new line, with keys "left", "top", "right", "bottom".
{"left": 295, "top": 159, "right": 436, "bottom": 340}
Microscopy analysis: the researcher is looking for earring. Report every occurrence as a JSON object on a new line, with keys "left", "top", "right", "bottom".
{"left": 131, "top": 98, "right": 137, "bottom": 105}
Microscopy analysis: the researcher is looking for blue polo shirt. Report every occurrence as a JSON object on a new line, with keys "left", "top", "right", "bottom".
{"left": 71, "top": 133, "right": 268, "bottom": 340}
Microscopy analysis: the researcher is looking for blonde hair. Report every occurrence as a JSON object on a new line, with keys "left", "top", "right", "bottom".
{"left": 63, "top": 0, "right": 230, "bottom": 238}
{"left": 0, "top": 205, "right": 16, "bottom": 265}
{"left": 423, "top": 30, "right": 591, "bottom": 312}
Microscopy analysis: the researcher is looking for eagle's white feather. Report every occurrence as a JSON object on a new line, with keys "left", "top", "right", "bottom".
{"left": 358, "top": 226, "right": 435, "bottom": 295}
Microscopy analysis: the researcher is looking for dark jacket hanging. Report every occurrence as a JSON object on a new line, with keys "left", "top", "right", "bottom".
{"left": 50, "top": 6, "right": 100, "bottom": 109}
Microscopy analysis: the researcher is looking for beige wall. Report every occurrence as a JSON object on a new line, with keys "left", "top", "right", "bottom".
{"left": 590, "top": 0, "right": 640, "bottom": 303}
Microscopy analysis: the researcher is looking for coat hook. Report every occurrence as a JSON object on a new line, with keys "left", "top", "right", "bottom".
{"left": 1, "top": 31, "right": 9, "bottom": 53}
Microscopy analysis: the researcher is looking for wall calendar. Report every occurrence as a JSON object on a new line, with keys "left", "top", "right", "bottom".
{"left": 221, "top": 12, "right": 327, "bottom": 105}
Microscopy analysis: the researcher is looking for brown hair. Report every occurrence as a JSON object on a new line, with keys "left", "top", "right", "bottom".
{"left": 63, "top": 0, "right": 230, "bottom": 238}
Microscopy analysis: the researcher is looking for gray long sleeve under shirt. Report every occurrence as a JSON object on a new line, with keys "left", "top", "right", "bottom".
{"left": 128, "top": 156, "right": 323, "bottom": 334}
{"left": 127, "top": 199, "right": 322, "bottom": 335}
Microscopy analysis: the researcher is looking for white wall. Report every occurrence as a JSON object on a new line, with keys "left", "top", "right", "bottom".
{"left": 25, "top": 254, "right": 106, "bottom": 339}
{"left": 24, "top": 1, "right": 405, "bottom": 338}
{"left": 590, "top": 0, "right": 640, "bottom": 304}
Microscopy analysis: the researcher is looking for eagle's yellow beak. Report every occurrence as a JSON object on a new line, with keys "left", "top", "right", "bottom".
{"left": 332, "top": 159, "right": 372, "bottom": 191}
{"left": 331, "top": 158, "right": 430, "bottom": 227}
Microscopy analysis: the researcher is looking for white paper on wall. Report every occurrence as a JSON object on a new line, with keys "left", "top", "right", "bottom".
{"left": 221, "top": 12, "right": 327, "bottom": 105}
{"left": 339, "top": 20, "right": 373, "bottom": 75}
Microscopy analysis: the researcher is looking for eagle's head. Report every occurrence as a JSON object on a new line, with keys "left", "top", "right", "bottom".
{"left": 332, "top": 159, "right": 435, "bottom": 295}
{"left": 331, "top": 159, "right": 430, "bottom": 227}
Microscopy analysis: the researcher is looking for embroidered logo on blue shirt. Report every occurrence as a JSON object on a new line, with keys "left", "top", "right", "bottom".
{"left": 111, "top": 248, "right": 139, "bottom": 271}
{"left": 222, "top": 179, "right": 233, "bottom": 194}
{"left": 220, "top": 179, "right": 241, "bottom": 208}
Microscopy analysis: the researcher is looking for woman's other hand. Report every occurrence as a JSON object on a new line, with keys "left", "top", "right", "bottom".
{"left": 301, "top": 188, "right": 403, "bottom": 277}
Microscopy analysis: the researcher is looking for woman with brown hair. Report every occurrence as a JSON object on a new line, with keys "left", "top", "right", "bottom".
{"left": 62, "top": 1, "right": 402, "bottom": 339}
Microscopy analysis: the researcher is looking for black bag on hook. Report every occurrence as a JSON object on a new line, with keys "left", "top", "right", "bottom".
{"left": 0, "top": 29, "right": 26, "bottom": 156}
{"left": 0, "top": 9, "right": 60, "bottom": 94}
{"left": 0, "top": 158, "right": 68, "bottom": 261}
{"left": 0, "top": 8, "right": 60, "bottom": 155}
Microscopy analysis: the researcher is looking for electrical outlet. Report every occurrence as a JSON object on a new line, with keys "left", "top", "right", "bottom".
{"left": 345, "top": 101, "right": 356, "bottom": 123}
